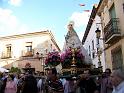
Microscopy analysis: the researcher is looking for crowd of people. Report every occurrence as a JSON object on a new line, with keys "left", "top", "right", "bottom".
{"left": 0, "top": 68, "right": 124, "bottom": 93}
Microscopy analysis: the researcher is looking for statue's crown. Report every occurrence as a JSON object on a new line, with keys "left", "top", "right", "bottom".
{"left": 69, "top": 21, "right": 74, "bottom": 26}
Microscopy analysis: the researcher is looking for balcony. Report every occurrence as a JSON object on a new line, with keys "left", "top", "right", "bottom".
{"left": 1, "top": 52, "right": 11, "bottom": 59}
{"left": 104, "top": 18, "right": 121, "bottom": 44}
{"left": 25, "top": 51, "right": 33, "bottom": 57}
{"left": 22, "top": 50, "right": 34, "bottom": 57}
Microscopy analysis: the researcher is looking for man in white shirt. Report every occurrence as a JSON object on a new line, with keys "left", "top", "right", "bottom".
{"left": 110, "top": 69, "right": 124, "bottom": 93}
{"left": 37, "top": 78, "right": 43, "bottom": 93}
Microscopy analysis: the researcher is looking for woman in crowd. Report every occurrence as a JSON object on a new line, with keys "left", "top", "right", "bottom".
{"left": 101, "top": 68, "right": 113, "bottom": 93}
{"left": 4, "top": 74, "right": 17, "bottom": 93}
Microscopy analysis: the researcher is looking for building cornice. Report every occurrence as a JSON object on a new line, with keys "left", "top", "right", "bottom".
{"left": 48, "top": 31, "right": 61, "bottom": 52}
{"left": 82, "top": 6, "right": 97, "bottom": 45}
{"left": 97, "top": 0, "right": 108, "bottom": 16}
{"left": 0, "top": 31, "right": 50, "bottom": 40}
{"left": 0, "top": 30, "right": 61, "bottom": 51}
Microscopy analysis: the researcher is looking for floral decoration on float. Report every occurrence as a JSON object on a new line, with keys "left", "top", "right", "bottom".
{"left": 61, "top": 47, "right": 85, "bottom": 68}
{"left": 45, "top": 49, "right": 61, "bottom": 67}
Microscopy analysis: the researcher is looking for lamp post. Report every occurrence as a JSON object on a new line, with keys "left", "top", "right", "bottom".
{"left": 95, "top": 28, "right": 102, "bottom": 72}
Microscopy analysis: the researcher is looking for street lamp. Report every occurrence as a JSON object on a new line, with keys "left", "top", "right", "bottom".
{"left": 95, "top": 28, "right": 102, "bottom": 72}
{"left": 95, "top": 28, "right": 101, "bottom": 39}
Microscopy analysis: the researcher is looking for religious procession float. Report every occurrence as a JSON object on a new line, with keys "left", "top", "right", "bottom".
{"left": 44, "top": 21, "right": 101, "bottom": 79}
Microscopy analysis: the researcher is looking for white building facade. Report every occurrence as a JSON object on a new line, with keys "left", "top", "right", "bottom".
{"left": 82, "top": 6, "right": 106, "bottom": 71}
{"left": 0, "top": 31, "right": 60, "bottom": 72}
{"left": 97, "top": 0, "right": 124, "bottom": 71}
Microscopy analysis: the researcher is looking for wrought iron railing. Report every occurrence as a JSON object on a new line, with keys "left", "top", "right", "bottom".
{"left": 1, "top": 52, "right": 11, "bottom": 59}
{"left": 104, "top": 18, "right": 121, "bottom": 43}
{"left": 21, "top": 49, "right": 34, "bottom": 57}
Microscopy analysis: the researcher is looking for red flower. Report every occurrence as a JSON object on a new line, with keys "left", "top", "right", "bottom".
{"left": 45, "top": 51, "right": 61, "bottom": 66}
{"left": 61, "top": 47, "right": 85, "bottom": 68}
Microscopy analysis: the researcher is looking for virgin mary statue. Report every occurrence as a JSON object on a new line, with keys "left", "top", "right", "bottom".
{"left": 63, "top": 21, "right": 92, "bottom": 64}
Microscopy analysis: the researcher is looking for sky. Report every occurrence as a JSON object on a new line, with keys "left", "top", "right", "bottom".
{"left": 0, "top": 0, "right": 100, "bottom": 50}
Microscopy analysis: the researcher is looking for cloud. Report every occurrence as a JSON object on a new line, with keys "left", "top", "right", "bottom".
{"left": 78, "top": 31, "right": 85, "bottom": 41}
{"left": 69, "top": 12, "right": 91, "bottom": 27}
{"left": 8, "top": 0, "right": 22, "bottom": 6}
{"left": 0, "top": 8, "right": 29, "bottom": 36}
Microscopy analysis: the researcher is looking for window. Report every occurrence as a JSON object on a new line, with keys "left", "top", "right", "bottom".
{"left": 89, "top": 45, "right": 91, "bottom": 57}
{"left": 92, "top": 40, "right": 95, "bottom": 58}
{"left": 6, "top": 44, "right": 11, "bottom": 58}
{"left": 25, "top": 42, "right": 33, "bottom": 56}
{"left": 123, "top": 3, "right": 124, "bottom": 13}
{"left": 112, "top": 46, "right": 123, "bottom": 70}
{"left": 92, "top": 40, "right": 94, "bottom": 50}
{"left": 109, "top": 4, "right": 116, "bottom": 18}
{"left": 26, "top": 46, "right": 32, "bottom": 52}
{"left": 26, "top": 42, "right": 32, "bottom": 52}
{"left": 92, "top": 52, "right": 95, "bottom": 59}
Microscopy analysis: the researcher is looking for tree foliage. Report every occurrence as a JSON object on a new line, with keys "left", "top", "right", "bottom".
{"left": 9, "top": 67, "right": 21, "bottom": 73}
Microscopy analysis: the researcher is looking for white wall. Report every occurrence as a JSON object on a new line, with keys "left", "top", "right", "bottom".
{"left": 0, "top": 33, "right": 60, "bottom": 70}
{"left": 0, "top": 35, "right": 51, "bottom": 58}
{"left": 83, "top": 15, "right": 106, "bottom": 71}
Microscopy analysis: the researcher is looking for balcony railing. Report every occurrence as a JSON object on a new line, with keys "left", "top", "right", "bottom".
{"left": 22, "top": 50, "right": 34, "bottom": 57}
{"left": 1, "top": 52, "right": 11, "bottom": 59}
{"left": 104, "top": 18, "right": 121, "bottom": 44}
